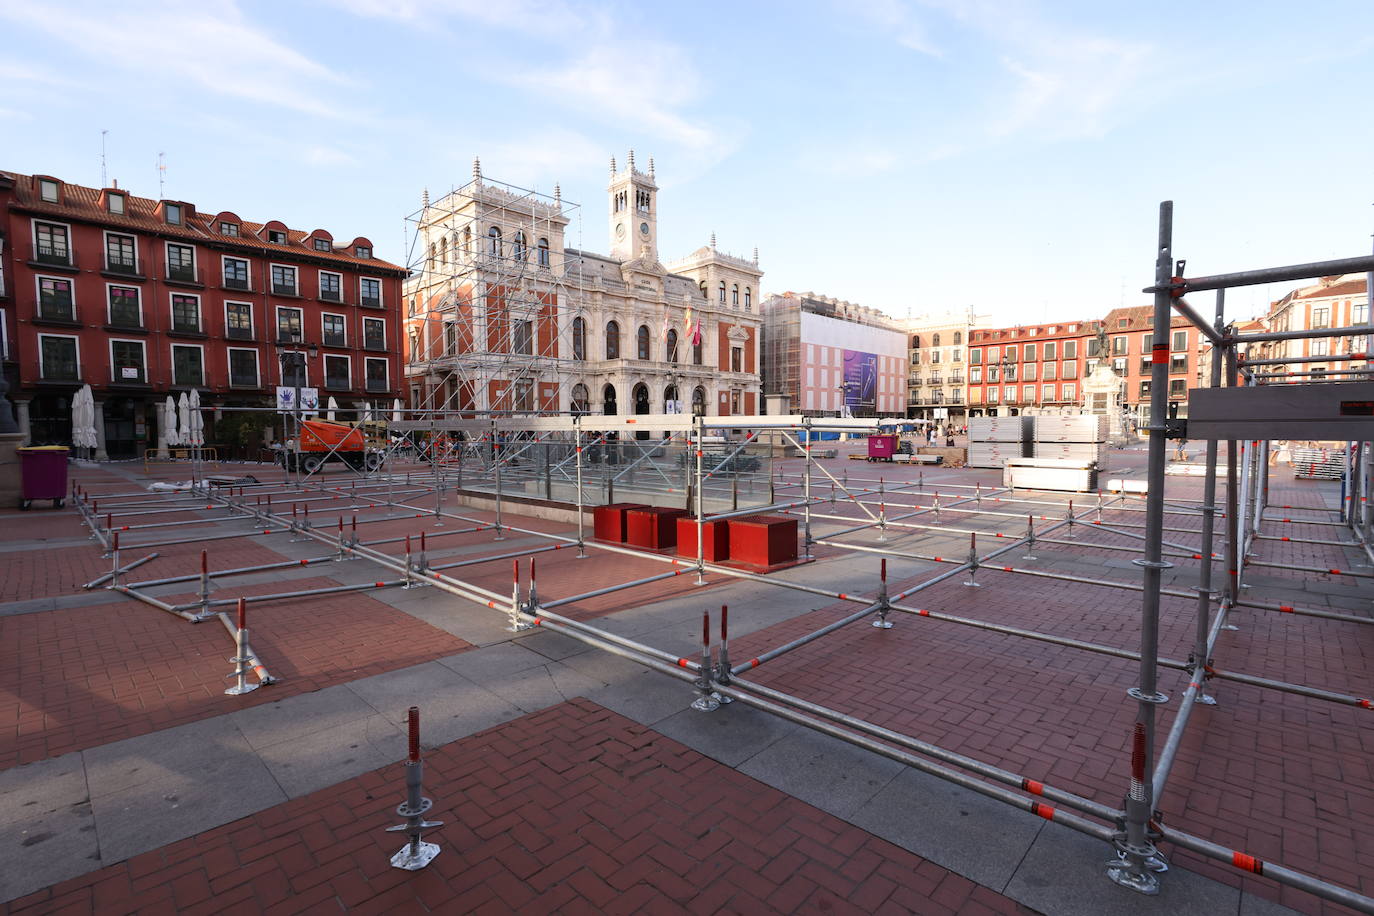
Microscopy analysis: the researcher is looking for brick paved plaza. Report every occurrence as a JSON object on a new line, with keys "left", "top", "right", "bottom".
{"left": 1, "top": 442, "right": 1370, "bottom": 915}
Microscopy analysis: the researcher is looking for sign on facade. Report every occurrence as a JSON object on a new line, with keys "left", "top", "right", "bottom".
{"left": 276, "top": 387, "right": 320, "bottom": 411}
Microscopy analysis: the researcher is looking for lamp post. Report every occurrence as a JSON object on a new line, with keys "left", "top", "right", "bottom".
{"left": 276, "top": 333, "right": 318, "bottom": 486}
{"left": 996, "top": 353, "right": 1016, "bottom": 417}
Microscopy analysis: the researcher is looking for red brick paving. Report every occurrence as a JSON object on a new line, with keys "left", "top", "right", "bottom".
{"left": 0, "top": 579, "right": 471, "bottom": 768}
{"left": 3, "top": 699, "right": 1034, "bottom": 916}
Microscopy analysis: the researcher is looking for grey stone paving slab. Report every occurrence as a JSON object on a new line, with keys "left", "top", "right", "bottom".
{"left": 345, "top": 662, "right": 524, "bottom": 747}
{"left": 653, "top": 701, "right": 799, "bottom": 768}
{"left": 230, "top": 683, "right": 376, "bottom": 751}
{"left": 0, "top": 757, "right": 98, "bottom": 904}
{"left": 85, "top": 720, "right": 287, "bottom": 864}
{"left": 480, "top": 664, "right": 602, "bottom": 714}
{"left": 256, "top": 714, "right": 401, "bottom": 798}
{"left": 587, "top": 668, "right": 698, "bottom": 726}
{"left": 0, "top": 754, "right": 89, "bottom": 827}
{"left": 1240, "top": 889, "right": 1305, "bottom": 915}
{"left": 0, "top": 592, "right": 126, "bottom": 617}
{"left": 848, "top": 765, "right": 1045, "bottom": 891}
{"left": 517, "top": 628, "right": 589, "bottom": 661}
{"left": 434, "top": 641, "right": 548, "bottom": 681}
{"left": 736, "top": 727, "right": 904, "bottom": 820}
{"left": 548, "top": 644, "right": 654, "bottom": 686}
{"left": 1003, "top": 820, "right": 1250, "bottom": 916}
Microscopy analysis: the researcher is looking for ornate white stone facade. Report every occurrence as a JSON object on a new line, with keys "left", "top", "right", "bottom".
{"left": 403, "top": 154, "right": 763, "bottom": 419}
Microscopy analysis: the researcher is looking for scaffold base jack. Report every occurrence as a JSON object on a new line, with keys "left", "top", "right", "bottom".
{"left": 389, "top": 707, "right": 443, "bottom": 870}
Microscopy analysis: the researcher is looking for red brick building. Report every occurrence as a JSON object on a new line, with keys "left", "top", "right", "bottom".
{"left": 965, "top": 309, "right": 1202, "bottom": 419}
{"left": 0, "top": 171, "right": 405, "bottom": 457}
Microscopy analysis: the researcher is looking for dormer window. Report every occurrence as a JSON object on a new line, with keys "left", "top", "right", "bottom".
{"left": 39, "top": 179, "right": 59, "bottom": 203}
{"left": 313, "top": 238, "right": 331, "bottom": 252}
{"left": 220, "top": 221, "right": 240, "bottom": 237}
{"left": 165, "top": 204, "right": 182, "bottom": 225}
{"left": 107, "top": 193, "right": 125, "bottom": 215}
{"left": 268, "top": 229, "right": 287, "bottom": 244}
{"left": 355, "top": 245, "right": 372, "bottom": 259}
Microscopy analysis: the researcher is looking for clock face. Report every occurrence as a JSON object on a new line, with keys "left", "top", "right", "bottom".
{"left": 616, "top": 223, "right": 625, "bottom": 239}
{"left": 640, "top": 222, "right": 650, "bottom": 235}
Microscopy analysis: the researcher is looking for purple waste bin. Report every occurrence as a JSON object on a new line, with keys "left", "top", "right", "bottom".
{"left": 18, "top": 446, "right": 69, "bottom": 510}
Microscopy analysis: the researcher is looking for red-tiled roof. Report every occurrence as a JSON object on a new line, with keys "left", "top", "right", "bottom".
{"left": 1296, "top": 279, "right": 1367, "bottom": 300}
{"left": 3, "top": 171, "right": 405, "bottom": 274}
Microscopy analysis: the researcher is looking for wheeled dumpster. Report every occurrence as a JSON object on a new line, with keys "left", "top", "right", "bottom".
{"left": 18, "top": 446, "right": 69, "bottom": 510}
{"left": 867, "top": 434, "right": 897, "bottom": 462}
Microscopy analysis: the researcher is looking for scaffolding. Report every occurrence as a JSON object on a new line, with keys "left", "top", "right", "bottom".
{"left": 69, "top": 206, "right": 1374, "bottom": 910}
{"left": 402, "top": 163, "right": 586, "bottom": 416}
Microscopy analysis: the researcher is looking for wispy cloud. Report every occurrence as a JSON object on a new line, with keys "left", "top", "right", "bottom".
{"left": 846, "top": 0, "right": 942, "bottom": 56}
{"left": 506, "top": 43, "right": 712, "bottom": 149}
{"left": 0, "top": 0, "right": 355, "bottom": 118}
{"left": 325, "top": 0, "right": 718, "bottom": 151}
{"left": 852, "top": 0, "right": 1156, "bottom": 142}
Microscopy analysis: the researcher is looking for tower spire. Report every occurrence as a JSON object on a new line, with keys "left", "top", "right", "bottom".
{"left": 610, "top": 156, "right": 617, "bottom": 176}
{"left": 753, "top": 246, "right": 759, "bottom": 264}
{"left": 627, "top": 149, "right": 635, "bottom": 170}
{"left": 710, "top": 232, "right": 716, "bottom": 250}
{"left": 648, "top": 156, "right": 655, "bottom": 178}
{"left": 472, "top": 156, "right": 482, "bottom": 181}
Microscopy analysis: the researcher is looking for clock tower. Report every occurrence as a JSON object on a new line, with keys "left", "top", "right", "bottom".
{"left": 608, "top": 149, "right": 658, "bottom": 263}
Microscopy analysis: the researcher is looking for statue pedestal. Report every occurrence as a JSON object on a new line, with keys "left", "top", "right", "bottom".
{"left": 0, "top": 432, "right": 25, "bottom": 509}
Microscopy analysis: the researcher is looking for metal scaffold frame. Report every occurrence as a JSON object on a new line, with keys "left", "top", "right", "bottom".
{"left": 73, "top": 259, "right": 1374, "bottom": 911}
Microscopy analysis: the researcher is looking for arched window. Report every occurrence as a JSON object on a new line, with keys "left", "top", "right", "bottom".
{"left": 537, "top": 238, "right": 550, "bottom": 267}
{"left": 664, "top": 384, "right": 679, "bottom": 413}
{"left": 427, "top": 243, "right": 435, "bottom": 267}
{"left": 571, "top": 317, "right": 586, "bottom": 361}
{"left": 602, "top": 383, "right": 617, "bottom": 415}
{"left": 637, "top": 325, "right": 650, "bottom": 360}
{"left": 954, "top": 331, "right": 962, "bottom": 345}
{"left": 911, "top": 335, "right": 922, "bottom": 348}
{"left": 731, "top": 284, "right": 739, "bottom": 306}
{"left": 744, "top": 287, "right": 751, "bottom": 310}
{"left": 718, "top": 281, "right": 726, "bottom": 303}
{"left": 571, "top": 383, "right": 590, "bottom": 416}
{"left": 513, "top": 231, "right": 527, "bottom": 261}
{"left": 692, "top": 386, "right": 706, "bottom": 416}
{"left": 462, "top": 226, "right": 471, "bottom": 253}
{"left": 692, "top": 330, "right": 703, "bottom": 365}
{"left": 699, "top": 281, "right": 707, "bottom": 300}
{"left": 487, "top": 226, "right": 502, "bottom": 256}
{"left": 666, "top": 329, "right": 679, "bottom": 363}
{"left": 605, "top": 320, "right": 620, "bottom": 359}
{"left": 932, "top": 333, "right": 941, "bottom": 347}
{"left": 438, "top": 236, "right": 447, "bottom": 267}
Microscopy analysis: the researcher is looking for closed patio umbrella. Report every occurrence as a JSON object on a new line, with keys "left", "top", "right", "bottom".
{"left": 164, "top": 395, "right": 180, "bottom": 447}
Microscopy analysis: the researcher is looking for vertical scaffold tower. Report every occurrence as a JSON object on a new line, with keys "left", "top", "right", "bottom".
{"left": 402, "top": 159, "right": 586, "bottom": 416}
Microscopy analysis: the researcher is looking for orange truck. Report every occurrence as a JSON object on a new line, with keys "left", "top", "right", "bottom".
{"left": 280, "top": 419, "right": 383, "bottom": 473}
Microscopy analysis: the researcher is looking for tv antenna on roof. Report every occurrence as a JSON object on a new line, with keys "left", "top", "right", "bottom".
{"left": 158, "top": 152, "right": 166, "bottom": 198}
{"left": 100, "top": 129, "right": 108, "bottom": 187}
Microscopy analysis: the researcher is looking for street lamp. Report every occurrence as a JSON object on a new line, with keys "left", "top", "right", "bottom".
{"left": 275, "top": 332, "right": 318, "bottom": 480}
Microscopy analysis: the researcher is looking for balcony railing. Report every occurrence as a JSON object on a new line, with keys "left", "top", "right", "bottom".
{"left": 226, "top": 326, "right": 253, "bottom": 341}
{"left": 363, "top": 338, "right": 386, "bottom": 352}
{"left": 167, "top": 265, "right": 196, "bottom": 283}
{"left": 365, "top": 377, "right": 389, "bottom": 392}
{"left": 38, "top": 296, "right": 75, "bottom": 322}
{"left": 324, "top": 375, "right": 350, "bottom": 390}
{"left": 229, "top": 372, "right": 260, "bottom": 388}
{"left": 105, "top": 256, "right": 139, "bottom": 275}
{"left": 272, "top": 281, "right": 298, "bottom": 296}
{"left": 34, "top": 245, "right": 72, "bottom": 267}
{"left": 360, "top": 296, "right": 381, "bottom": 309}
{"left": 224, "top": 276, "right": 250, "bottom": 291}
{"left": 320, "top": 288, "right": 342, "bottom": 302}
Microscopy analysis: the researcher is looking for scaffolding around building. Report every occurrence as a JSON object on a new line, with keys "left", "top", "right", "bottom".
{"left": 402, "top": 162, "right": 588, "bottom": 417}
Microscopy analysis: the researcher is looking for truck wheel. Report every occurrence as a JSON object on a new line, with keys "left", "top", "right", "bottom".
{"left": 365, "top": 453, "right": 383, "bottom": 472}
{"left": 302, "top": 455, "right": 324, "bottom": 474}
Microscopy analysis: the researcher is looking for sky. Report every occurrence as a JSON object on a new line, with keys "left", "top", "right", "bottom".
{"left": 3, "top": 0, "right": 1373, "bottom": 329}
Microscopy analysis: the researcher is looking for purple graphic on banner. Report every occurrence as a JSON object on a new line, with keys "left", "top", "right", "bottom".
{"left": 842, "top": 349, "right": 877, "bottom": 412}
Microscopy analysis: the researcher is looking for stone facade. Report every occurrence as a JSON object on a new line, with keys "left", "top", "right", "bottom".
{"left": 404, "top": 154, "right": 763, "bottom": 419}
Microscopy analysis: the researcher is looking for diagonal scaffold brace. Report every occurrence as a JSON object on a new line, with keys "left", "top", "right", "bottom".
{"left": 387, "top": 706, "right": 443, "bottom": 870}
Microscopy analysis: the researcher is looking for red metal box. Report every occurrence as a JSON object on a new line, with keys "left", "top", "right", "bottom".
{"left": 626, "top": 506, "right": 689, "bottom": 549}
{"left": 593, "top": 503, "right": 648, "bottom": 542}
{"left": 727, "top": 515, "right": 798, "bottom": 567}
{"left": 675, "top": 517, "right": 730, "bottom": 562}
